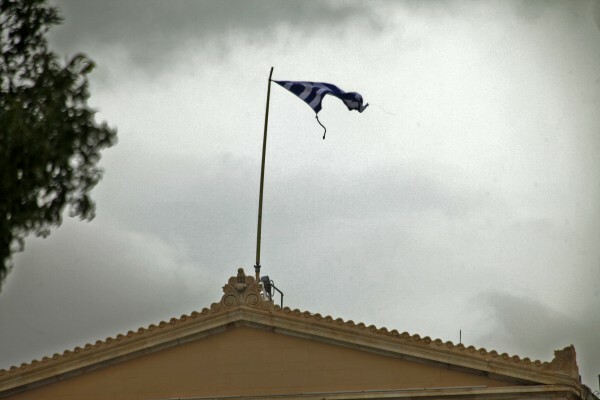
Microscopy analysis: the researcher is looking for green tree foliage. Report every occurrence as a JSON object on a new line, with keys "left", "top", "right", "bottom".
{"left": 0, "top": 0, "right": 117, "bottom": 287}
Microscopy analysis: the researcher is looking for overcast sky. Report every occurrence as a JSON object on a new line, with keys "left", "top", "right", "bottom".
{"left": 1, "top": 0, "right": 599, "bottom": 390}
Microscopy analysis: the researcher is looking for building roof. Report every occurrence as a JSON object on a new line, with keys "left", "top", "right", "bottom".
{"left": 0, "top": 268, "right": 594, "bottom": 399}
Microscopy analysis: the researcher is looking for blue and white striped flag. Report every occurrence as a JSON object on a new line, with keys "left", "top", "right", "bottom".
{"left": 274, "top": 81, "right": 368, "bottom": 115}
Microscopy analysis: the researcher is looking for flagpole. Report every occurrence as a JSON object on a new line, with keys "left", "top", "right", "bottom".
{"left": 255, "top": 66, "right": 274, "bottom": 281}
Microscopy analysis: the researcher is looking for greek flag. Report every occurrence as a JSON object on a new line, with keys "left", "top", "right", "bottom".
{"left": 274, "top": 81, "right": 368, "bottom": 115}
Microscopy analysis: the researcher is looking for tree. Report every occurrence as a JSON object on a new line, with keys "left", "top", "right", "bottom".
{"left": 0, "top": 0, "right": 117, "bottom": 288}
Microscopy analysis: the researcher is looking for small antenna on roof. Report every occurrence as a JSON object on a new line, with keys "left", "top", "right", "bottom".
{"left": 260, "top": 275, "right": 284, "bottom": 307}
{"left": 459, "top": 329, "right": 462, "bottom": 345}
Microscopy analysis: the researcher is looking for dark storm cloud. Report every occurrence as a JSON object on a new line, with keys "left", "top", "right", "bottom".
{"left": 594, "top": 0, "right": 600, "bottom": 31}
{"left": 475, "top": 292, "right": 600, "bottom": 391}
{"left": 478, "top": 292, "right": 575, "bottom": 354}
{"left": 509, "top": 0, "right": 599, "bottom": 28}
{"left": 510, "top": 0, "right": 561, "bottom": 20}
{"left": 49, "top": 0, "right": 380, "bottom": 71}
{"left": 0, "top": 219, "right": 220, "bottom": 369}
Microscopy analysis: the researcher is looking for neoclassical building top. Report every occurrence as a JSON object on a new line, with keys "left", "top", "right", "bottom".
{"left": 0, "top": 268, "right": 593, "bottom": 399}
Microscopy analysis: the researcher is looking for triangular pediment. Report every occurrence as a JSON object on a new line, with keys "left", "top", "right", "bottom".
{"left": 0, "top": 269, "right": 586, "bottom": 400}
{"left": 2, "top": 325, "right": 518, "bottom": 400}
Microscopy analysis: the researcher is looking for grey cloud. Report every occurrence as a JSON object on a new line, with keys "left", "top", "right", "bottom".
{"left": 268, "top": 165, "right": 491, "bottom": 228}
{"left": 510, "top": 0, "right": 559, "bottom": 20}
{"left": 94, "top": 152, "right": 258, "bottom": 268}
{"left": 0, "top": 220, "right": 220, "bottom": 369}
{"left": 95, "top": 151, "right": 491, "bottom": 263}
{"left": 80, "top": 150, "right": 500, "bottom": 301}
{"left": 508, "top": 0, "right": 597, "bottom": 33}
{"left": 48, "top": 0, "right": 381, "bottom": 72}
{"left": 45, "top": 0, "right": 600, "bottom": 76}
{"left": 594, "top": 0, "right": 600, "bottom": 31}
{"left": 476, "top": 292, "right": 575, "bottom": 354}
{"left": 472, "top": 292, "right": 600, "bottom": 391}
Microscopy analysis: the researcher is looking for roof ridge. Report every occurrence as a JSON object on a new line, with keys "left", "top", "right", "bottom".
{"left": 270, "top": 304, "right": 577, "bottom": 374}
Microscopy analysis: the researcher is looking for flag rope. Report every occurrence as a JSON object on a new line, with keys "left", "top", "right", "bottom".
{"left": 316, "top": 115, "right": 327, "bottom": 139}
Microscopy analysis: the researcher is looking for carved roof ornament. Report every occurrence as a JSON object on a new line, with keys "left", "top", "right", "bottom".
{"left": 545, "top": 345, "right": 579, "bottom": 377}
{"left": 236, "top": 268, "right": 248, "bottom": 291}
{"left": 209, "top": 268, "right": 273, "bottom": 313}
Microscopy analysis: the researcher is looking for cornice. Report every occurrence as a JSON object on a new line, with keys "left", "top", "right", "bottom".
{"left": 0, "top": 268, "right": 584, "bottom": 397}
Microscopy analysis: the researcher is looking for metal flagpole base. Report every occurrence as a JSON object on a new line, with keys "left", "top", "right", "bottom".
{"left": 254, "top": 264, "right": 261, "bottom": 280}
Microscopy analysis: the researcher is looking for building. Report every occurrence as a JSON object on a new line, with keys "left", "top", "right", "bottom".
{"left": 0, "top": 268, "right": 597, "bottom": 399}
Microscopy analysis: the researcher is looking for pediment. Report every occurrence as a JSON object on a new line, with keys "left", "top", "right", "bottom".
{"left": 0, "top": 269, "right": 585, "bottom": 400}
{"left": 3, "top": 325, "right": 519, "bottom": 400}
